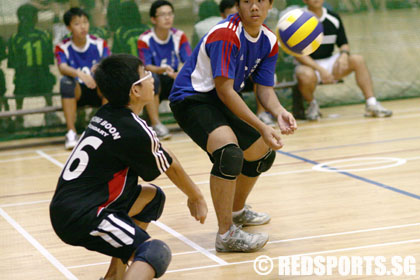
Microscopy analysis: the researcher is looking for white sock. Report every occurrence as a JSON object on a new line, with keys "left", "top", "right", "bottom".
{"left": 232, "top": 208, "right": 245, "bottom": 217}
{"left": 366, "top": 97, "right": 377, "bottom": 106}
{"left": 219, "top": 229, "right": 231, "bottom": 239}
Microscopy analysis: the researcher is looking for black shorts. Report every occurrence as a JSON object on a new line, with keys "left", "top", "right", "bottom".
{"left": 154, "top": 74, "right": 174, "bottom": 101}
{"left": 50, "top": 184, "right": 151, "bottom": 263}
{"left": 170, "top": 93, "right": 261, "bottom": 153}
{"left": 77, "top": 84, "right": 102, "bottom": 107}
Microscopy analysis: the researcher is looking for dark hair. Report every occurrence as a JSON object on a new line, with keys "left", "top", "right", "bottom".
{"left": 63, "top": 7, "right": 89, "bottom": 26}
{"left": 235, "top": 0, "right": 273, "bottom": 4}
{"left": 120, "top": 1, "right": 142, "bottom": 27}
{"left": 219, "top": 0, "right": 236, "bottom": 14}
{"left": 198, "top": 0, "right": 219, "bottom": 21}
{"left": 149, "top": 0, "right": 174, "bottom": 18}
{"left": 17, "top": 4, "right": 38, "bottom": 25}
{"left": 94, "top": 54, "right": 143, "bottom": 107}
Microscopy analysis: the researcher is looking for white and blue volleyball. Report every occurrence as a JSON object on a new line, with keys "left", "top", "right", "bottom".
{"left": 276, "top": 9, "right": 323, "bottom": 56}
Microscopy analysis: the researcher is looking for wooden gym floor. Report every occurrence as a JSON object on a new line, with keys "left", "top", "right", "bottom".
{"left": 1, "top": 98, "right": 420, "bottom": 279}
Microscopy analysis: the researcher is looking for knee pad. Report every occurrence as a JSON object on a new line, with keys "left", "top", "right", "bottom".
{"left": 242, "top": 149, "right": 276, "bottom": 177}
{"left": 134, "top": 239, "right": 171, "bottom": 278}
{"left": 133, "top": 185, "right": 165, "bottom": 223}
{"left": 60, "top": 76, "right": 76, "bottom": 98}
{"left": 211, "top": 144, "right": 243, "bottom": 180}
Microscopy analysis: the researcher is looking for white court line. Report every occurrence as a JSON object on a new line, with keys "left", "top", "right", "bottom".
{"left": 0, "top": 199, "right": 51, "bottom": 208}
{"left": 166, "top": 238, "right": 420, "bottom": 274}
{"left": 0, "top": 207, "right": 78, "bottom": 280}
{"left": 36, "top": 150, "right": 64, "bottom": 168}
{"left": 152, "top": 221, "right": 228, "bottom": 265}
{"left": 64, "top": 221, "right": 420, "bottom": 269}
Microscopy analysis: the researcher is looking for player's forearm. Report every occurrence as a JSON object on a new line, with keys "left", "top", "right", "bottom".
{"left": 164, "top": 152, "right": 204, "bottom": 201}
{"left": 257, "top": 85, "right": 288, "bottom": 119}
{"left": 145, "top": 64, "right": 167, "bottom": 75}
{"left": 58, "top": 63, "right": 81, "bottom": 78}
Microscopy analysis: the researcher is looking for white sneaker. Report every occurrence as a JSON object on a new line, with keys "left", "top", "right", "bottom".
{"left": 258, "top": 112, "right": 275, "bottom": 127}
{"left": 152, "top": 123, "right": 172, "bottom": 140}
{"left": 215, "top": 224, "right": 269, "bottom": 252}
{"left": 65, "top": 130, "right": 78, "bottom": 150}
{"left": 233, "top": 205, "right": 271, "bottom": 226}
{"left": 365, "top": 102, "right": 392, "bottom": 118}
{"left": 158, "top": 100, "right": 171, "bottom": 113}
{"left": 305, "top": 100, "right": 321, "bottom": 121}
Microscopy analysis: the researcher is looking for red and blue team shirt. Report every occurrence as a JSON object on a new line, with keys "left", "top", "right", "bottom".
{"left": 55, "top": 35, "right": 110, "bottom": 83}
{"left": 137, "top": 27, "right": 191, "bottom": 71}
{"left": 169, "top": 13, "right": 279, "bottom": 103}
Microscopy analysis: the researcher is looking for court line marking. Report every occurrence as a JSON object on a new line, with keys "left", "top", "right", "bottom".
{"left": 278, "top": 150, "right": 420, "bottom": 200}
{"left": 3, "top": 154, "right": 420, "bottom": 206}
{"left": 166, "top": 238, "right": 420, "bottom": 274}
{"left": 152, "top": 221, "right": 228, "bottom": 265}
{"left": 0, "top": 207, "right": 78, "bottom": 280}
{"left": 36, "top": 150, "right": 64, "bottom": 168}
{"left": 64, "top": 221, "right": 420, "bottom": 269}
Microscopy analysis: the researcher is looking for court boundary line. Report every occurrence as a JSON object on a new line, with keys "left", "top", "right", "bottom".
{"left": 278, "top": 150, "right": 420, "bottom": 200}
{"left": 152, "top": 221, "right": 228, "bottom": 265}
{"left": 0, "top": 207, "right": 78, "bottom": 280}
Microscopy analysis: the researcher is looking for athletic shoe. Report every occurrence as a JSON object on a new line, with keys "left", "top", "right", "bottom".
{"left": 258, "top": 112, "right": 276, "bottom": 127}
{"left": 233, "top": 205, "right": 271, "bottom": 226}
{"left": 152, "top": 123, "right": 172, "bottom": 140}
{"left": 65, "top": 129, "right": 78, "bottom": 150}
{"left": 215, "top": 224, "right": 269, "bottom": 252}
{"left": 364, "top": 102, "right": 392, "bottom": 118}
{"left": 305, "top": 100, "right": 321, "bottom": 121}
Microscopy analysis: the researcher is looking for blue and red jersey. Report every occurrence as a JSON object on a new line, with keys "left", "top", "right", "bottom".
{"left": 137, "top": 27, "right": 191, "bottom": 71}
{"left": 169, "top": 13, "right": 279, "bottom": 103}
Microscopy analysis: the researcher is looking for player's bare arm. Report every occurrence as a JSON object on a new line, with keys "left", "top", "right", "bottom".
{"left": 255, "top": 84, "right": 297, "bottom": 135}
{"left": 214, "top": 76, "right": 283, "bottom": 150}
{"left": 163, "top": 148, "right": 208, "bottom": 224}
{"left": 58, "top": 62, "right": 96, "bottom": 88}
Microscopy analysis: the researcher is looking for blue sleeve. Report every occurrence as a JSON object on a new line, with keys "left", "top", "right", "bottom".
{"left": 206, "top": 39, "right": 238, "bottom": 80}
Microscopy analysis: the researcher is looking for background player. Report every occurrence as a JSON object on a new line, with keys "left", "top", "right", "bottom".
{"left": 169, "top": 0, "right": 297, "bottom": 252}
{"left": 50, "top": 54, "right": 207, "bottom": 280}
{"left": 295, "top": 0, "right": 393, "bottom": 120}
{"left": 55, "top": 7, "right": 110, "bottom": 149}
{"left": 137, "top": 0, "right": 192, "bottom": 140}
{"left": 8, "top": 3, "right": 58, "bottom": 128}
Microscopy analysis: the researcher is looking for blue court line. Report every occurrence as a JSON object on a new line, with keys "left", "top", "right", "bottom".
{"left": 288, "top": 136, "right": 420, "bottom": 154}
{"left": 277, "top": 150, "right": 420, "bottom": 200}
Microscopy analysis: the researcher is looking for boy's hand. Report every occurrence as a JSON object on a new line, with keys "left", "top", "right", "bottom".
{"left": 78, "top": 71, "right": 97, "bottom": 89}
{"left": 260, "top": 125, "right": 283, "bottom": 150}
{"left": 276, "top": 111, "right": 297, "bottom": 135}
{"left": 187, "top": 196, "right": 208, "bottom": 224}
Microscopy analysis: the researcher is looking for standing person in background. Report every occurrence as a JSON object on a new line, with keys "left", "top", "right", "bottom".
{"left": 8, "top": 3, "right": 59, "bottom": 128}
{"left": 0, "top": 36, "right": 8, "bottom": 114}
{"left": 55, "top": 7, "right": 110, "bottom": 150}
{"left": 112, "top": 1, "right": 149, "bottom": 56}
{"left": 295, "top": 0, "right": 392, "bottom": 120}
{"left": 137, "top": 0, "right": 192, "bottom": 140}
{"left": 169, "top": 0, "right": 297, "bottom": 252}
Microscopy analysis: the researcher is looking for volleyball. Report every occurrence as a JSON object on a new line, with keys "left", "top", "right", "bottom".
{"left": 276, "top": 9, "right": 324, "bottom": 56}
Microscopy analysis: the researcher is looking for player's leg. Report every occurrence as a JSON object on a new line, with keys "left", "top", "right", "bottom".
{"left": 103, "top": 184, "right": 165, "bottom": 280}
{"left": 60, "top": 76, "right": 79, "bottom": 149}
{"left": 333, "top": 54, "right": 392, "bottom": 117}
{"left": 207, "top": 125, "right": 240, "bottom": 235}
{"left": 295, "top": 64, "right": 321, "bottom": 120}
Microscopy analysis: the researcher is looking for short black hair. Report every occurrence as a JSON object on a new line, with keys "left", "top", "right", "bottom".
{"left": 17, "top": 4, "right": 38, "bottom": 24}
{"left": 235, "top": 0, "right": 273, "bottom": 4}
{"left": 219, "top": 0, "right": 236, "bottom": 14}
{"left": 94, "top": 54, "right": 143, "bottom": 107}
{"left": 63, "top": 7, "right": 89, "bottom": 26}
{"left": 150, "top": 0, "right": 174, "bottom": 18}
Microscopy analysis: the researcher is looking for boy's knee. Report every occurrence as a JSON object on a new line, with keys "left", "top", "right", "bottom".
{"left": 60, "top": 76, "right": 76, "bottom": 98}
{"left": 296, "top": 66, "right": 317, "bottom": 85}
{"left": 133, "top": 239, "right": 171, "bottom": 278}
{"left": 132, "top": 184, "right": 166, "bottom": 223}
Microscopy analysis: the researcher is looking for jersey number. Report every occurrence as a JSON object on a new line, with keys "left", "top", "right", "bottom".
{"left": 23, "top": 40, "right": 42, "bottom": 67}
{"left": 63, "top": 136, "right": 103, "bottom": 181}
